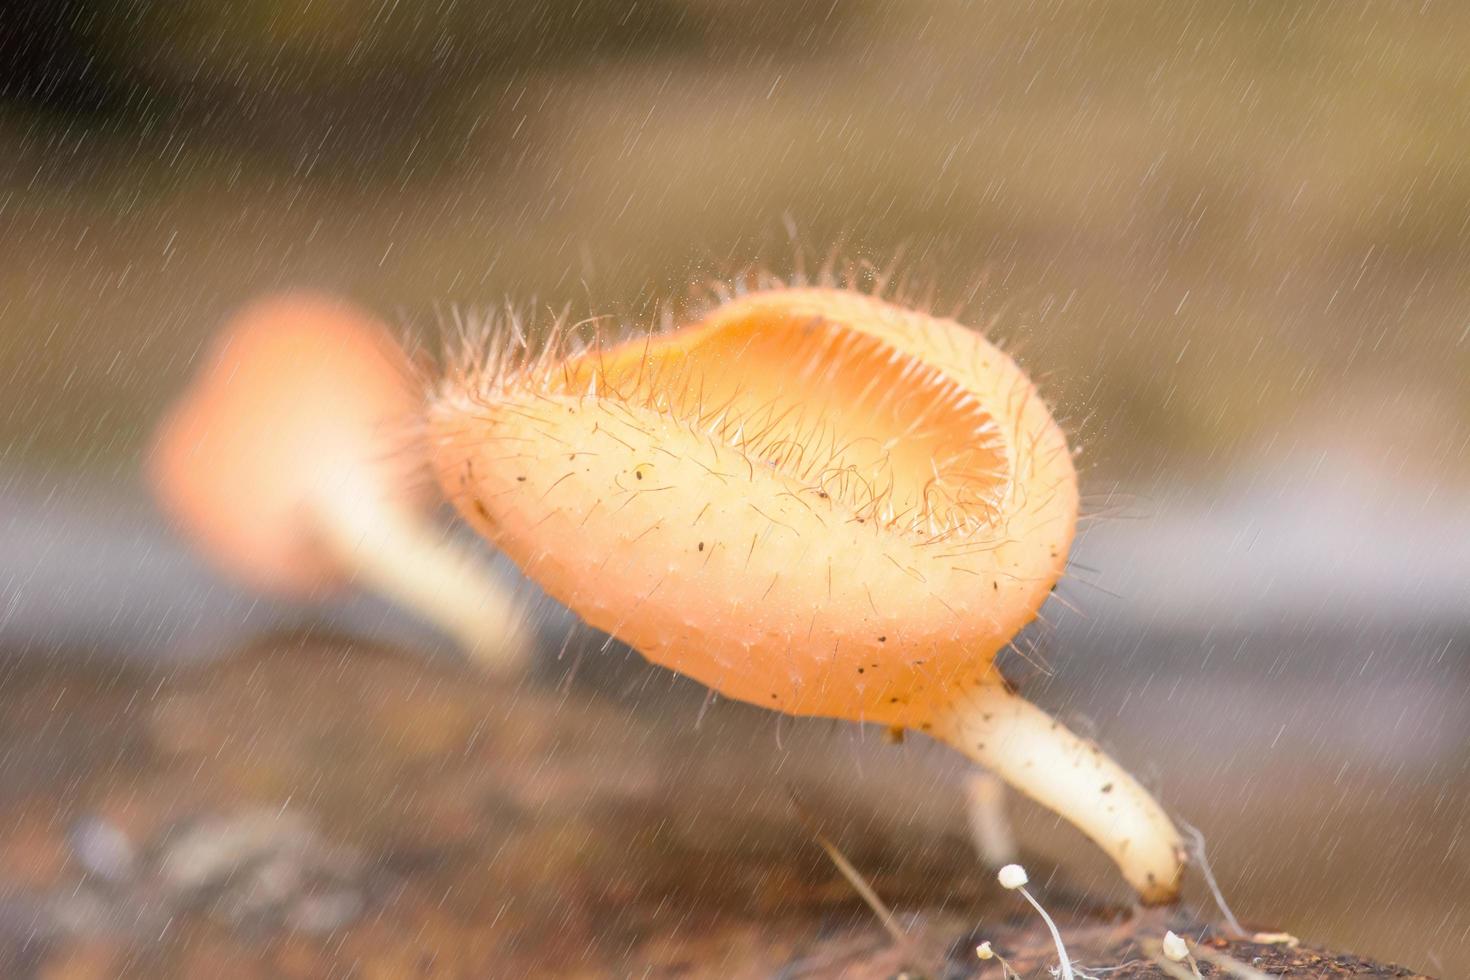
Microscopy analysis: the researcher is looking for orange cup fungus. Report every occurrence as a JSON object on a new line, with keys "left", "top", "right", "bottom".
{"left": 150, "top": 293, "right": 528, "bottom": 668}
{"left": 430, "top": 285, "right": 1186, "bottom": 901}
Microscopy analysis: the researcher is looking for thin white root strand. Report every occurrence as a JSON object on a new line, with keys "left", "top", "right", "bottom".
{"left": 1178, "top": 817, "right": 1248, "bottom": 937}
{"left": 930, "top": 681, "right": 1186, "bottom": 903}
{"left": 964, "top": 770, "right": 1018, "bottom": 868}
{"left": 318, "top": 491, "right": 532, "bottom": 670}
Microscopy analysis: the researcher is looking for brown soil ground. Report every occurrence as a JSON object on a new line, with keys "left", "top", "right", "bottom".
{"left": 0, "top": 639, "right": 1432, "bottom": 978}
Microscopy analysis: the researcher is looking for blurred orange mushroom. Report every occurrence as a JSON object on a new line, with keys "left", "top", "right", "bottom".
{"left": 429, "top": 284, "right": 1186, "bottom": 901}
{"left": 149, "top": 293, "right": 529, "bottom": 668}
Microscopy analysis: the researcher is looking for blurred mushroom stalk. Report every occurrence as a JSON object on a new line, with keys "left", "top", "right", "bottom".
{"left": 314, "top": 469, "right": 528, "bottom": 661}
{"left": 149, "top": 293, "right": 529, "bottom": 669}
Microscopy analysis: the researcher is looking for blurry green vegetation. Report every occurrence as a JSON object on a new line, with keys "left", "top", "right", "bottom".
{"left": 0, "top": 0, "right": 1466, "bottom": 482}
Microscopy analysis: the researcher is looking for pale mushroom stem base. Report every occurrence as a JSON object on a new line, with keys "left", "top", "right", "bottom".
{"left": 316, "top": 492, "right": 531, "bottom": 671}
{"left": 928, "top": 680, "right": 1186, "bottom": 903}
{"left": 964, "top": 771, "right": 1019, "bottom": 868}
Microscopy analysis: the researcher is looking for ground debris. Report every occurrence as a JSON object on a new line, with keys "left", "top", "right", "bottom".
{"left": 0, "top": 640, "right": 1438, "bottom": 978}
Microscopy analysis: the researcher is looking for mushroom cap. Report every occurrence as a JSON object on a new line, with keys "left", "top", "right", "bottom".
{"left": 150, "top": 293, "right": 426, "bottom": 596}
{"left": 432, "top": 287, "right": 1077, "bottom": 723}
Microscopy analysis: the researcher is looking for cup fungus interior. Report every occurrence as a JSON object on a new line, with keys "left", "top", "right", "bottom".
{"left": 557, "top": 312, "right": 1013, "bottom": 538}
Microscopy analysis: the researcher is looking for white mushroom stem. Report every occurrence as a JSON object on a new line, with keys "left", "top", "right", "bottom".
{"left": 1008, "top": 879, "right": 1075, "bottom": 980}
{"left": 928, "top": 680, "right": 1186, "bottom": 903}
{"left": 315, "top": 487, "right": 531, "bottom": 671}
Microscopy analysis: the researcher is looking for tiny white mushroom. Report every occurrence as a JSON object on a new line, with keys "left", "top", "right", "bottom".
{"left": 997, "top": 863, "right": 1029, "bottom": 890}
{"left": 970, "top": 940, "right": 1017, "bottom": 980}
{"left": 975, "top": 940, "right": 1021, "bottom": 980}
{"left": 1162, "top": 930, "right": 1204, "bottom": 979}
{"left": 997, "top": 864, "right": 1074, "bottom": 980}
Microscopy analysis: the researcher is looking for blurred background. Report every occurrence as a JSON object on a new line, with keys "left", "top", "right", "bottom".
{"left": 0, "top": 1, "right": 1467, "bottom": 976}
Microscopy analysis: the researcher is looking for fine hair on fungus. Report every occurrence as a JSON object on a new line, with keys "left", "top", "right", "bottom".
{"left": 430, "top": 282, "right": 1186, "bottom": 902}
